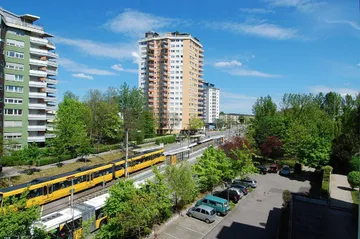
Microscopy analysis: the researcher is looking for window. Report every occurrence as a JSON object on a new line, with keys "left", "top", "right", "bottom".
{"left": 4, "top": 121, "right": 22, "bottom": 127}
{"left": 6, "top": 86, "right": 23, "bottom": 93}
{"left": 5, "top": 98, "right": 23, "bottom": 104}
{"left": 7, "top": 28, "right": 25, "bottom": 36}
{"left": 6, "top": 39, "right": 24, "bottom": 48}
{"left": 4, "top": 109, "right": 23, "bottom": 116}
{"left": 5, "top": 74, "right": 24, "bottom": 82}
{"left": 6, "top": 51, "right": 24, "bottom": 59}
{"left": 4, "top": 133, "right": 22, "bottom": 139}
{"left": 5, "top": 62, "right": 24, "bottom": 71}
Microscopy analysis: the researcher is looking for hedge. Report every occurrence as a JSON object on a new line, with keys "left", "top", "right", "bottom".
{"left": 155, "top": 135, "right": 176, "bottom": 145}
{"left": 321, "top": 165, "right": 333, "bottom": 198}
{"left": 143, "top": 135, "right": 176, "bottom": 144}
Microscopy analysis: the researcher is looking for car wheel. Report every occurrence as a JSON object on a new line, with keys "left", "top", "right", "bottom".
{"left": 205, "top": 218, "right": 210, "bottom": 224}
{"left": 216, "top": 212, "right": 221, "bottom": 216}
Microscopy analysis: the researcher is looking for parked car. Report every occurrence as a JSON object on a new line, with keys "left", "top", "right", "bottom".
{"left": 256, "top": 165, "right": 267, "bottom": 175}
{"left": 187, "top": 205, "right": 216, "bottom": 224}
{"left": 279, "top": 165, "right": 291, "bottom": 176}
{"left": 213, "top": 188, "right": 244, "bottom": 203}
{"left": 196, "top": 195, "right": 230, "bottom": 216}
{"left": 268, "top": 164, "right": 279, "bottom": 173}
{"left": 234, "top": 178, "right": 257, "bottom": 188}
{"left": 230, "top": 183, "right": 249, "bottom": 195}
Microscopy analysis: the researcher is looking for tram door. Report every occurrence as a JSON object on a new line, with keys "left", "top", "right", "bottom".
{"left": 170, "top": 155, "right": 177, "bottom": 165}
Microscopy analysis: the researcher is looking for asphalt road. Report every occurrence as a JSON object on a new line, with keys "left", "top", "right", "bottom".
{"left": 157, "top": 173, "right": 310, "bottom": 239}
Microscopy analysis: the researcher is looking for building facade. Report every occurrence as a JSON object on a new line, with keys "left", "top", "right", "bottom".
{"left": 138, "top": 32, "right": 204, "bottom": 133}
{"left": 0, "top": 8, "right": 57, "bottom": 150}
{"left": 203, "top": 81, "right": 220, "bottom": 125}
{"left": 219, "top": 113, "right": 255, "bottom": 126}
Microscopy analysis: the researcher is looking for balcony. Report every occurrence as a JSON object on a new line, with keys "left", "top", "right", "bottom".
{"left": 29, "top": 80, "right": 47, "bottom": 88}
{"left": 30, "top": 69, "right": 47, "bottom": 77}
{"left": 46, "top": 69, "right": 58, "bottom": 76}
{"left": 47, "top": 51, "right": 58, "bottom": 59}
{"left": 46, "top": 125, "right": 54, "bottom": 131}
{"left": 46, "top": 105, "right": 57, "bottom": 111}
{"left": 46, "top": 87, "right": 57, "bottom": 93}
{"left": 45, "top": 96, "right": 56, "bottom": 102}
{"left": 28, "top": 125, "right": 47, "bottom": 131}
{"left": 29, "top": 92, "right": 46, "bottom": 99}
{"left": 47, "top": 61, "right": 58, "bottom": 68}
{"left": 46, "top": 41, "right": 56, "bottom": 50}
{"left": 28, "top": 136, "right": 46, "bottom": 142}
{"left": 46, "top": 79, "right": 58, "bottom": 84}
{"left": 46, "top": 114, "right": 55, "bottom": 120}
{"left": 30, "top": 48, "right": 48, "bottom": 56}
{"left": 45, "top": 133, "right": 56, "bottom": 138}
{"left": 28, "top": 103, "right": 46, "bottom": 109}
{"left": 30, "top": 36, "right": 48, "bottom": 45}
{"left": 30, "top": 59, "right": 47, "bottom": 67}
{"left": 28, "top": 114, "right": 46, "bottom": 120}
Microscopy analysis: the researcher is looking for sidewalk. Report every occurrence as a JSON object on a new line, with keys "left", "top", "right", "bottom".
{"left": 329, "top": 174, "right": 354, "bottom": 210}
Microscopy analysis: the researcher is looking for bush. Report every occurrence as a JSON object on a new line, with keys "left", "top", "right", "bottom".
{"left": 155, "top": 135, "right": 176, "bottom": 145}
{"left": 348, "top": 171, "right": 360, "bottom": 189}
{"left": 277, "top": 159, "right": 296, "bottom": 169}
{"left": 282, "top": 190, "right": 291, "bottom": 207}
{"left": 349, "top": 156, "right": 360, "bottom": 172}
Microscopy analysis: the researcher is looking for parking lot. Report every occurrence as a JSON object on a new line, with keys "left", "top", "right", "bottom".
{"left": 156, "top": 173, "right": 311, "bottom": 239}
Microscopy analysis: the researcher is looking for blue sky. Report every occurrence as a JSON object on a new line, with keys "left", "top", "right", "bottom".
{"left": 3, "top": 0, "right": 360, "bottom": 113}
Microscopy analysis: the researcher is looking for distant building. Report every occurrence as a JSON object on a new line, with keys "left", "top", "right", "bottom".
{"left": 219, "top": 113, "right": 254, "bottom": 126}
{"left": 138, "top": 31, "right": 204, "bottom": 134}
{"left": 203, "top": 81, "right": 219, "bottom": 125}
{"left": 0, "top": 8, "right": 58, "bottom": 150}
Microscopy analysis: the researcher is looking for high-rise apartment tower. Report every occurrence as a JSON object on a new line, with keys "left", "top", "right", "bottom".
{"left": 0, "top": 8, "right": 57, "bottom": 150}
{"left": 138, "top": 32, "right": 204, "bottom": 133}
{"left": 203, "top": 81, "right": 220, "bottom": 125}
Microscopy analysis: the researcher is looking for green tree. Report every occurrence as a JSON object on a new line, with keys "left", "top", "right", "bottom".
{"left": 230, "top": 149, "right": 258, "bottom": 179}
{"left": 165, "top": 162, "right": 198, "bottom": 209}
{"left": 349, "top": 156, "right": 360, "bottom": 172}
{"left": 347, "top": 171, "right": 360, "bottom": 189}
{"left": 0, "top": 190, "right": 49, "bottom": 239}
{"left": 215, "top": 118, "right": 226, "bottom": 130}
{"left": 252, "top": 95, "right": 277, "bottom": 121}
{"left": 189, "top": 116, "right": 204, "bottom": 131}
{"left": 323, "top": 92, "right": 342, "bottom": 120}
{"left": 193, "top": 146, "right": 224, "bottom": 192}
{"left": 142, "top": 110, "right": 156, "bottom": 139}
{"left": 53, "top": 94, "right": 91, "bottom": 158}
{"left": 21, "top": 143, "right": 41, "bottom": 167}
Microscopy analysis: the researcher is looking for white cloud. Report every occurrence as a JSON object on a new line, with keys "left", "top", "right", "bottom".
{"left": 229, "top": 68, "right": 282, "bottom": 78}
{"left": 58, "top": 58, "right": 116, "bottom": 75}
{"left": 325, "top": 20, "right": 360, "bottom": 32}
{"left": 54, "top": 37, "right": 137, "bottom": 61}
{"left": 222, "top": 92, "right": 258, "bottom": 100}
{"left": 206, "top": 20, "right": 298, "bottom": 40}
{"left": 310, "top": 85, "right": 359, "bottom": 96}
{"left": 105, "top": 9, "right": 182, "bottom": 37}
{"left": 239, "top": 8, "right": 275, "bottom": 14}
{"left": 220, "top": 92, "right": 258, "bottom": 113}
{"left": 357, "top": 63, "right": 360, "bottom": 67}
{"left": 214, "top": 60, "right": 243, "bottom": 67}
{"left": 72, "top": 73, "right": 94, "bottom": 80}
{"left": 111, "top": 64, "right": 138, "bottom": 73}
{"left": 266, "top": 0, "right": 325, "bottom": 12}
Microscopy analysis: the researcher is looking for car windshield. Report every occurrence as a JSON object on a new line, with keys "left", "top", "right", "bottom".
{"left": 210, "top": 209, "right": 216, "bottom": 215}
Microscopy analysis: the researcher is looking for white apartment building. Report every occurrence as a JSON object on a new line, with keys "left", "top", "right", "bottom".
{"left": 203, "top": 82, "right": 220, "bottom": 124}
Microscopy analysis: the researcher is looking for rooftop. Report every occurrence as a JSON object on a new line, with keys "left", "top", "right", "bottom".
{"left": 140, "top": 31, "right": 202, "bottom": 47}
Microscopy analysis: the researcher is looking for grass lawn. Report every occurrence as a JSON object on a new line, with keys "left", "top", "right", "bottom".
{"left": 351, "top": 190, "right": 359, "bottom": 205}
{"left": 4, "top": 151, "right": 126, "bottom": 186}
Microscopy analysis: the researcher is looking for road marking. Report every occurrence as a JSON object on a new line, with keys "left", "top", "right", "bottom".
{"left": 178, "top": 224, "right": 206, "bottom": 235}
{"left": 163, "top": 233, "right": 180, "bottom": 239}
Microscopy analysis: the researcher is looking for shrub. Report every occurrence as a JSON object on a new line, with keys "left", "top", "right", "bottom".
{"left": 155, "top": 135, "right": 176, "bottom": 145}
{"left": 348, "top": 171, "right": 360, "bottom": 189}
{"left": 277, "top": 159, "right": 296, "bottom": 169}
{"left": 282, "top": 190, "right": 291, "bottom": 207}
{"left": 349, "top": 156, "right": 360, "bottom": 172}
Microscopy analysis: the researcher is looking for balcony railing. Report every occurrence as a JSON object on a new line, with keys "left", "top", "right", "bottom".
{"left": 29, "top": 69, "right": 47, "bottom": 77}
{"left": 29, "top": 92, "right": 46, "bottom": 99}
{"left": 30, "top": 59, "right": 47, "bottom": 67}
{"left": 46, "top": 79, "right": 58, "bottom": 84}
{"left": 45, "top": 133, "right": 56, "bottom": 138}
{"left": 47, "top": 51, "right": 58, "bottom": 59}
{"left": 29, "top": 81, "right": 47, "bottom": 88}
{"left": 47, "top": 61, "right": 58, "bottom": 68}
{"left": 46, "top": 87, "right": 57, "bottom": 93}
{"left": 46, "top": 114, "right": 55, "bottom": 120}
{"left": 30, "top": 48, "right": 48, "bottom": 56}
{"left": 46, "top": 105, "right": 57, "bottom": 111}
{"left": 46, "top": 41, "right": 56, "bottom": 50}
{"left": 28, "top": 136, "right": 46, "bottom": 142}
{"left": 28, "top": 114, "right": 46, "bottom": 120}
{"left": 28, "top": 125, "right": 47, "bottom": 131}
{"left": 45, "top": 96, "right": 56, "bottom": 102}
{"left": 28, "top": 103, "right": 46, "bottom": 109}
{"left": 30, "top": 36, "right": 48, "bottom": 45}
{"left": 46, "top": 69, "right": 58, "bottom": 76}
{"left": 1, "top": 11, "right": 43, "bottom": 31}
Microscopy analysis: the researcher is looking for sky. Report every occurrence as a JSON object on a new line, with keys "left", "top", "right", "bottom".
{"left": 2, "top": 0, "right": 360, "bottom": 114}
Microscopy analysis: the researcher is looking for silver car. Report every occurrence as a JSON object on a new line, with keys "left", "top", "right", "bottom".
{"left": 234, "top": 178, "right": 257, "bottom": 188}
{"left": 187, "top": 205, "right": 216, "bottom": 223}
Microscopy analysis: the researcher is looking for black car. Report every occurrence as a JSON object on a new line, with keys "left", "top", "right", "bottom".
{"left": 256, "top": 165, "right": 267, "bottom": 175}
{"left": 213, "top": 188, "right": 243, "bottom": 203}
{"left": 230, "top": 183, "right": 249, "bottom": 195}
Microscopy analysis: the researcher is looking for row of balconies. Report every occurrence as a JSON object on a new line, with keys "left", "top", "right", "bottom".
{"left": 29, "top": 36, "right": 56, "bottom": 50}
{"left": 28, "top": 134, "right": 55, "bottom": 143}
{"left": 28, "top": 113, "right": 55, "bottom": 120}
{"left": 29, "top": 69, "right": 58, "bottom": 77}
{"left": 29, "top": 58, "right": 58, "bottom": 68}
{"left": 30, "top": 48, "right": 58, "bottom": 59}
